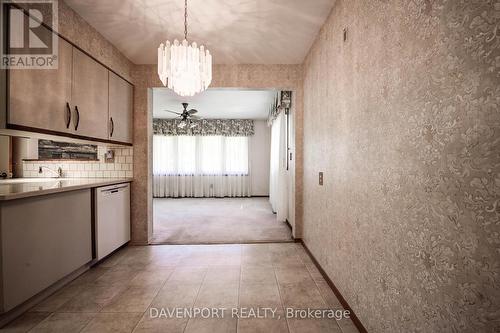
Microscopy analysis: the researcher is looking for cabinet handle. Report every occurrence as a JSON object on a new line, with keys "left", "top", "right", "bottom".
{"left": 110, "top": 117, "right": 114, "bottom": 137}
{"left": 65, "top": 102, "right": 71, "bottom": 129}
{"left": 74, "top": 106, "right": 80, "bottom": 131}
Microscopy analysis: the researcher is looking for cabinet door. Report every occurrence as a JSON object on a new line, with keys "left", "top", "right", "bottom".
{"left": 71, "top": 48, "right": 109, "bottom": 140}
{"left": 108, "top": 71, "right": 133, "bottom": 144}
{"left": 0, "top": 189, "right": 92, "bottom": 311}
{"left": 8, "top": 29, "right": 73, "bottom": 133}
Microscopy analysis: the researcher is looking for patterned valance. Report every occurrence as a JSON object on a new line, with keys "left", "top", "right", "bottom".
{"left": 153, "top": 119, "right": 254, "bottom": 136}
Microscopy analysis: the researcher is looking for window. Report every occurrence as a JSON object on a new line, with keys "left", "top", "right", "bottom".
{"left": 200, "top": 136, "right": 223, "bottom": 174}
{"left": 153, "top": 135, "right": 249, "bottom": 176}
{"left": 225, "top": 136, "right": 249, "bottom": 174}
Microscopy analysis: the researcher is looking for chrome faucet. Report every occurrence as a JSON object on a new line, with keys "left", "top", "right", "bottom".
{"left": 38, "top": 166, "right": 63, "bottom": 178}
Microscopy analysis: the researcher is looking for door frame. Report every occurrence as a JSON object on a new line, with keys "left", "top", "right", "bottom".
{"left": 129, "top": 64, "right": 303, "bottom": 245}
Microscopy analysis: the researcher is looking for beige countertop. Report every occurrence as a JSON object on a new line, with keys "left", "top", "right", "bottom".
{"left": 0, "top": 178, "right": 133, "bottom": 201}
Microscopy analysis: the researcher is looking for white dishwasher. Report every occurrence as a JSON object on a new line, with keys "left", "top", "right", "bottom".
{"left": 95, "top": 183, "right": 130, "bottom": 260}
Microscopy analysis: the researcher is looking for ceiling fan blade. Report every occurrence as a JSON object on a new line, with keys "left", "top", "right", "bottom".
{"left": 164, "top": 110, "right": 183, "bottom": 115}
{"left": 187, "top": 109, "right": 198, "bottom": 114}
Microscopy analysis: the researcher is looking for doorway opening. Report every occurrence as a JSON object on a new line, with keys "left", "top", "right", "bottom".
{"left": 151, "top": 88, "right": 294, "bottom": 244}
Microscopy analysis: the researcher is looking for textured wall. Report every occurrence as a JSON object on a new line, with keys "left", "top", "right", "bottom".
{"left": 58, "top": 1, "right": 134, "bottom": 81}
{"left": 14, "top": 0, "right": 133, "bottom": 79}
{"left": 131, "top": 64, "right": 303, "bottom": 243}
{"left": 130, "top": 65, "right": 155, "bottom": 244}
{"left": 302, "top": 0, "right": 499, "bottom": 332}
{"left": 250, "top": 120, "right": 271, "bottom": 196}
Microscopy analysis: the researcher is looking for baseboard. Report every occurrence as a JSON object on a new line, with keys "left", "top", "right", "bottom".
{"left": 148, "top": 239, "right": 295, "bottom": 246}
{"left": 0, "top": 264, "right": 90, "bottom": 328}
{"left": 298, "top": 239, "right": 367, "bottom": 333}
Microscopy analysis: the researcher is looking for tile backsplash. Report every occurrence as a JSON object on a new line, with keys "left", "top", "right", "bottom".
{"left": 23, "top": 146, "right": 133, "bottom": 178}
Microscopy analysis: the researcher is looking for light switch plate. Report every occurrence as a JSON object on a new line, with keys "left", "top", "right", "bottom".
{"left": 319, "top": 172, "right": 324, "bottom": 185}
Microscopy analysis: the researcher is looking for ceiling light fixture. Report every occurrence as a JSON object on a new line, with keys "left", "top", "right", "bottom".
{"left": 157, "top": 0, "right": 212, "bottom": 97}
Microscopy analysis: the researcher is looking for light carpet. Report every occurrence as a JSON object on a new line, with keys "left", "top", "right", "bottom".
{"left": 152, "top": 197, "right": 292, "bottom": 244}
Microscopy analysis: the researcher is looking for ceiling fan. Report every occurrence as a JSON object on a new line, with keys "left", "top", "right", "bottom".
{"left": 164, "top": 102, "right": 201, "bottom": 128}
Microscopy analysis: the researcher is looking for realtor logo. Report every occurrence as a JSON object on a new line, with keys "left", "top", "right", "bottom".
{"left": 1, "top": 0, "right": 58, "bottom": 69}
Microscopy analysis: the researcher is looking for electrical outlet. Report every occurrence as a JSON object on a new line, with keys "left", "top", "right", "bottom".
{"left": 104, "top": 150, "right": 115, "bottom": 163}
{"left": 319, "top": 172, "right": 324, "bottom": 186}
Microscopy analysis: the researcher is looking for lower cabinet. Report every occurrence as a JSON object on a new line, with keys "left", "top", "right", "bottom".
{"left": 0, "top": 190, "right": 92, "bottom": 312}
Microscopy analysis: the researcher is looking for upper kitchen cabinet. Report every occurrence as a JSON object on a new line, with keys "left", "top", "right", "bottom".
{"left": 6, "top": 25, "right": 133, "bottom": 145}
{"left": 108, "top": 71, "right": 133, "bottom": 144}
{"left": 8, "top": 28, "right": 73, "bottom": 134}
{"left": 71, "top": 49, "right": 109, "bottom": 141}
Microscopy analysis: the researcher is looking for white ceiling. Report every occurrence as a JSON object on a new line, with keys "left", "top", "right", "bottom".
{"left": 64, "top": 0, "right": 336, "bottom": 64}
{"left": 153, "top": 88, "right": 277, "bottom": 119}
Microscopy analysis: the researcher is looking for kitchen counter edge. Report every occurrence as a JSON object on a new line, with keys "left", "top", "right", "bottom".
{"left": 0, "top": 178, "right": 133, "bottom": 201}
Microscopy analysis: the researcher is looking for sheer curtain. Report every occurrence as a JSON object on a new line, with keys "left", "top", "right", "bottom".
{"left": 269, "top": 112, "right": 288, "bottom": 222}
{"left": 153, "top": 135, "right": 251, "bottom": 197}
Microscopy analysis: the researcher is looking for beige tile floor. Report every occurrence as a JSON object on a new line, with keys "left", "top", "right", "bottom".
{"left": 1, "top": 243, "right": 359, "bottom": 333}
{"left": 152, "top": 198, "right": 293, "bottom": 244}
